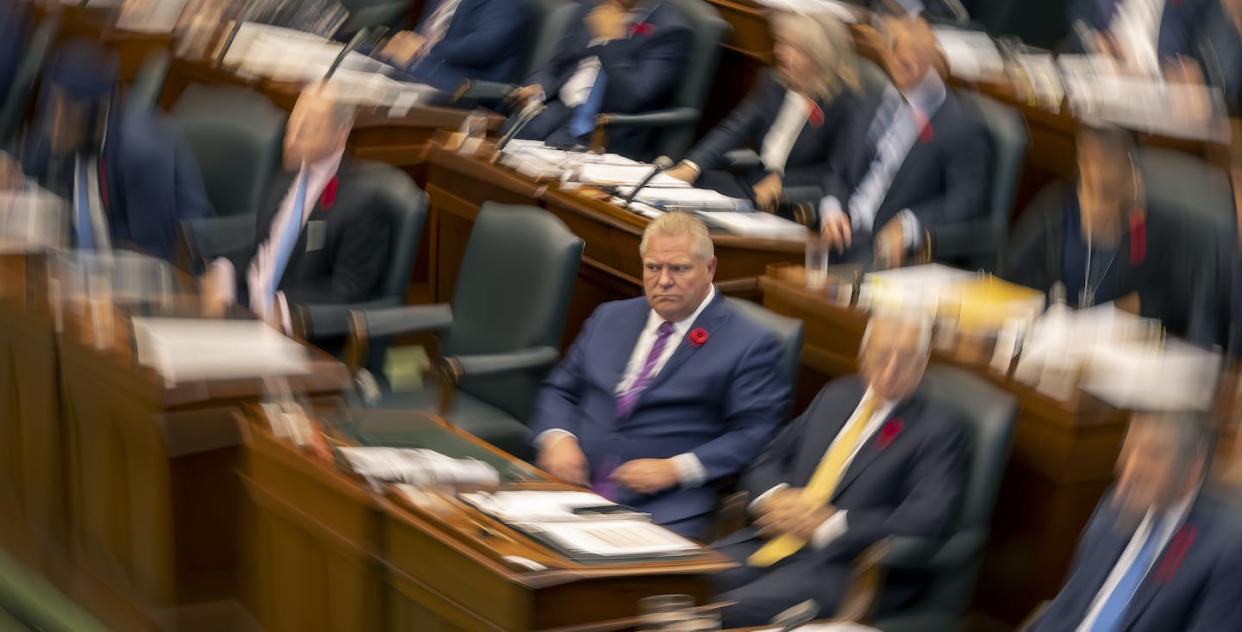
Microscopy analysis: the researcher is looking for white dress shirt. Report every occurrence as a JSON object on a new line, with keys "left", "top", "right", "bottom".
{"left": 556, "top": 4, "right": 653, "bottom": 107}
{"left": 209, "top": 149, "right": 343, "bottom": 333}
{"left": 758, "top": 91, "right": 810, "bottom": 174}
{"left": 419, "top": 0, "right": 463, "bottom": 53}
{"left": 819, "top": 70, "right": 946, "bottom": 249}
{"left": 1109, "top": 0, "right": 1166, "bottom": 76}
{"left": 1075, "top": 491, "right": 1195, "bottom": 631}
{"left": 539, "top": 286, "right": 717, "bottom": 486}
{"left": 751, "top": 388, "right": 899, "bottom": 550}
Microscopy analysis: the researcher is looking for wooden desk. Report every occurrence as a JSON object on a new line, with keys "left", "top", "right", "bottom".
{"left": 239, "top": 407, "right": 733, "bottom": 631}
{"left": 758, "top": 267, "right": 1129, "bottom": 625}
{"left": 422, "top": 145, "right": 804, "bottom": 344}
{"left": 32, "top": 5, "right": 174, "bottom": 84}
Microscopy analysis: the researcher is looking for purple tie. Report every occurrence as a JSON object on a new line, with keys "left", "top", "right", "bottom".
{"left": 615, "top": 321, "right": 675, "bottom": 419}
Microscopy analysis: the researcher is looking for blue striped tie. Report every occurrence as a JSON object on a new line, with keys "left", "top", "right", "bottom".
{"left": 267, "top": 172, "right": 308, "bottom": 307}
{"left": 75, "top": 160, "right": 94, "bottom": 250}
{"left": 1090, "top": 526, "right": 1162, "bottom": 632}
{"left": 569, "top": 69, "right": 608, "bottom": 139}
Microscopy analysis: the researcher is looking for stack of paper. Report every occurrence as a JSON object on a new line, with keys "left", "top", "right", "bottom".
{"left": 223, "top": 23, "right": 390, "bottom": 84}
{"left": 861, "top": 264, "right": 977, "bottom": 314}
{"left": 696, "top": 211, "right": 806, "bottom": 240}
{"left": 1081, "top": 339, "right": 1222, "bottom": 411}
{"left": 616, "top": 186, "right": 752, "bottom": 212}
{"left": 131, "top": 318, "right": 309, "bottom": 385}
{"left": 338, "top": 447, "right": 499, "bottom": 488}
{"left": 0, "top": 186, "right": 66, "bottom": 253}
{"left": 115, "top": 0, "right": 190, "bottom": 33}
{"left": 934, "top": 28, "right": 1005, "bottom": 82}
{"left": 573, "top": 164, "right": 691, "bottom": 188}
{"left": 754, "top": 0, "right": 860, "bottom": 22}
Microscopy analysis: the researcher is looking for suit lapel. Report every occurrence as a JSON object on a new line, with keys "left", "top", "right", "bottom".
{"left": 641, "top": 292, "right": 728, "bottom": 394}
{"left": 833, "top": 395, "right": 920, "bottom": 498}
{"left": 609, "top": 300, "right": 652, "bottom": 392}
{"left": 1119, "top": 509, "right": 1202, "bottom": 631}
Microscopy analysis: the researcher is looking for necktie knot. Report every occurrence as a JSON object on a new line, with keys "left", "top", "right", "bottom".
{"left": 656, "top": 321, "right": 674, "bottom": 337}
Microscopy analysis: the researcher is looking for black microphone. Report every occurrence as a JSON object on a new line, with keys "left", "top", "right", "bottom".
{"left": 622, "top": 156, "right": 674, "bottom": 207}
{"left": 323, "top": 26, "right": 377, "bottom": 83}
{"left": 495, "top": 100, "right": 547, "bottom": 152}
{"left": 770, "top": 600, "right": 819, "bottom": 632}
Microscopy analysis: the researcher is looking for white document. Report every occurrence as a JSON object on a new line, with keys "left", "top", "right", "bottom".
{"left": 131, "top": 318, "right": 309, "bottom": 385}
{"left": 515, "top": 519, "right": 699, "bottom": 558}
{"left": 755, "top": 624, "right": 879, "bottom": 632}
{"left": 460, "top": 490, "right": 633, "bottom": 522}
{"left": 615, "top": 186, "right": 752, "bottom": 212}
{"left": 224, "top": 23, "right": 392, "bottom": 83}
{"left": 755, "top": 0, "right": 860, "bottom": 23}
{"left": 696, "top": 211, "right": 807, "bottom": 240}
{"left": 339, "top": 447, "right": 499, "bottom": 487}
{"left": 573, "top": 164, "right": 691, "bottom": 188}
{"left": 115, "top": 0, "right": 190, "bottom": 33}
{"left": 934, "top": 28, "right": 1005, "bottom": 82}
{"left": 0, "top": 186, "right": 67, "bottom": 253}
{"left": 1082, "top": 339, "right": 1222, "bottom": 411}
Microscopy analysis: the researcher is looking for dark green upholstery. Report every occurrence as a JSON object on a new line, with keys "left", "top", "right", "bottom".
{"left": 357, "top": 204, "right": 583, "bottom": 460}
{"left": 870, "top": 364, "right": 1016, "bottom": 632}
{"left": 336, "top": 0, "right": 415, "bottom": 36}
{"left": 596, "top": 0, "right": 728, "bottom": 161}
{"left": 126, "top": 51, "right": 170, "bottom": 113}
{"left": 449, "top": 0, "right": 577, "bottom": 106}
{"left": 975, "top": 0, "right": 1074, "bottom": 50}
{"left": 723, "top": 297, "right": 803, "bottom": 388}
{"left": 931, "top": 92, "right": 1027, "bottom": 271}
{"left": 171, "top": 84, "right": 287, "bottom": 218}
{"left": 0, "top": 14, "right": 57, "bottom": 146}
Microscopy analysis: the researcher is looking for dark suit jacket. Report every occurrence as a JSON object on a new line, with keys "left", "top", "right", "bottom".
{"left": 1190, "top": 1, "right": 1242, "bottom": 116}
{"left": 517, "top": 0, "right": 692, "bottom": 158}
{"left": 0, "top": 0, "right": 28, "bottom": 106}
{"left": 1068, "top": 0, "right": 1207, "bottom": 61}
{"left": 1031, "top": 488, "right": 1242, "bottom": 632}
{"left": 531, "top": 292, "right": 790, "bottom": 534}
{"left": 397, "top": 0, "right": 534, "bottom": 92}
{"left": 821, "top": 87, "right": 991, "bottom": 240}
{"left": 21, "top": 102, "right": 213, "bottom": 261}
{"left": 228, "top": 159, "right": 392, "bottom": 310}
{"left": 684, "top": 72, "right": 862, "bottom": 189}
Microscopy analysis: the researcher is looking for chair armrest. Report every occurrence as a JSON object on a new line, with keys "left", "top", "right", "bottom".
{"left": 782, "top": 185, "right": 824, "bottom": 205}
{"left": 928, "top": 221, "right": 999, "bottom": 260}
{"left": 452, "top": 80, "right": 518, "bottom": 106}
{"left": 442, "top": 346, "right": 560, "bottom": 381}
{"left": 347, "top": 303, "right": 453, "bottom": 377}
{"left": 596, "top": 107, "right": 699, "bottom": 130}
{"left": 723, "top": 149, "right": 763, "bottom": 173}
{"left": 293, "top": 299, "right": 398, "bottom": 340}
{"left": 180, "top": 215, "right": 256, "bottom": 262}
{"left": 880, "top": 531, "right": 987, "bottom": 571}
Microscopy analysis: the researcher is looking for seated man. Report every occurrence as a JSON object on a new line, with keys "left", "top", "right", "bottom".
{"left": 1, "top": 39, "right": 212, "bottom": 260}
{"left": 1066, "top": 0, "right": 1208, "bottom": 76}
{"left": 377, "top": 0, "right": 533, "bottom": 92}
{"left": 532, "top": 212, "right": 789, "bottom": 540}
{"left": 818, "top": 14, "right": 990, "bottom": 268}
{"left": 1030, "top": 411, "right": 1242, "bottom": 631}
{"left": 203, "top": 84, "right": 391, "bottom": 336}
{"left": 711, "top": 314, "right": 970, "bottom": 627}
{"left": 507, "top": 0, "right": 692, "bottom": 159}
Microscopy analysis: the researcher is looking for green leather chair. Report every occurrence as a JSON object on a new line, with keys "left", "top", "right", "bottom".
{"left": 448, "top": 0, "right": 576, "bottom": 105}
{"left": 171, "top": 84, "right": 287, "bottom": 218}
{"left": 867, "top": 364, "right": 1017, "bottom": 632}
{"left": 724, "top": 297, "right": 803, "bottom": 390}
{"left": 0, "top": 13, "right": 57, "bottom": 147}
{"left": 125, "top": 51, "right": 170, "bottom": 113}
{"left": 929, "top": 92, "right": 1027, "bottom": 271}
{"left": 975, "top": 0, "right": 1074, "bottom": 51}
{"left": 336, "top": 0, "right": 415, "bottom": 36}
{"left": 592, "top": 0, "right": 728, "bottom": 161}
{"left": 346, "top": 204, "right": 584, "bottom": 461}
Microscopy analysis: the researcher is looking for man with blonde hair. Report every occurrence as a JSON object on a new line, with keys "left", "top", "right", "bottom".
{"left": 532, "top": 212, "right": 790, "bottom": 539}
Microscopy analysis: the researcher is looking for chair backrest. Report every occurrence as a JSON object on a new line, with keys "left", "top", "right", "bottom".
{"left": 723, "top": 297, "right": 804, "bottom": 388}
{"left": 126, "top": 51, "right": 170, "bottom": 113}
{"left": 959, "top": 91, "right": 1028, "bottom": 271}
{"left": 171, "top": 84, "right": 287, "bottom": 217}
{"left": 0, "top": 13, "right": 57, "bottom": 146}
{"left": 905, "top": 364, "right": 1017, "bottom": 617}
{"left": 336, "top": 0, "right": 414, "bottom": 35}
{"left": 445, "top": 204, "right": 584, "bottom": 419}
{"left": 345, "top": 161, "right": 429, "bottom": 304}
{"left": 522, "top": 0, "right": 574, "bottom": 81}
{"left": 650, "top": 0, "right": 728, "bottom": 159}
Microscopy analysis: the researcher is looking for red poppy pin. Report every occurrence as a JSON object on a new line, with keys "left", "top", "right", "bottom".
{"left": 1128, "top": 210, "right": 1147, "bottom": 266}
{"left": 876, "top": 419, "right": 904, "bottom": 450}
{"left": 688, "top": 327, "right": 709, "bottom": 347}
{"left": 911, "top": 109, "right": 934, "bottom": 143}
{"left": 630, "top": 22, "right": 653, "bottom": 37}
{"left": 807, "top": 99, "right": 824, "bottom": 128}
{"left": 1153, "top": 524, "right": 1196, "bottom": 584}
{"left": 319, "top": 176, "right": 340, "bottom": 210}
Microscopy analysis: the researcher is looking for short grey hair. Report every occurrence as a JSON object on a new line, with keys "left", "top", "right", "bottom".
{"left": 770, "top": 10, "right": 861, "bottom": 100}
{"left": 860, "top": 311, "right": 933, "bottom": 357}
{"left": 639, "top": 212, "right": 714, "bottom": 261}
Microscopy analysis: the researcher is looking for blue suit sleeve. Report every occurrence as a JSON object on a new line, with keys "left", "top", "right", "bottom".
{"left": 689, "top": 331, "right": 789, "bottom": 482}
{"left": 117, "top": 111, "right": 212, "bottom": 260}
{"left": 740, "top": 385, "right": 832, "bottom": 499}
{"left": 423, "top": 0, "right": 532, "bottom": 70}
{"left": 594, "top": 22, "right": 691, "bottom": 113}
{"left": 1186, "top": 536, "right": 1242, "bottom": 631}
{"left": 530, "top": 306, "right": 599, "bottom": 440}
{"left": 904, "top": 111, "right": 991, "bottom": 230}
{"left": 684, "top": 79, "right": 774, "bottom": 172}
{"left": 533, "top": 4, "right": 593, "bottom": 97}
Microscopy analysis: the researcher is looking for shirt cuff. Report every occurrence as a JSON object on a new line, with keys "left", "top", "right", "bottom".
{"left": 276, "top": 291, "right": 292, "bottom": 336}
{"left": 681, "top": 160, "right": 702, "bottom": 176}
{"left": 898, "top": 209, "right": 922, "bottom": 248}
{"left": 748, "top": 483, "right": 789, "bottom": 515}
{"left": 536, "top": 429, "right": 576, "bottom": 450}
{"left": 208, "top": 258, "right": 237, "bottom": 306}
{"left": 810, "top": 510, "right": 849, "bottom": 550}
{"left": 819, "top": 195, "right": 846, "bottom": 230}
{"left": 669, "top": 453, "right": 706, "bottom": 487}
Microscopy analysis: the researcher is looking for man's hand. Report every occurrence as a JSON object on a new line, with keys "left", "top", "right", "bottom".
{"left": 538, "top": 434, "right": 589, "bottom": 486}
{"left": 873, "top": 219, "right": 907, "bottom": 268}
{"left": 1165, "top": 56, "right": 1213, "bottom": 125}
{"left": 665, "top": 163, "right": 698, "bottom": 184}
{"left": 510, "top": 84, "right": 544, "bottom": 107}
{"left": 613, "top": 458, "right": 680, "bottom": 495}
{"left": 379, "top": 31, "right": 427, "bottom": 67}
{"left": 753, "top": 173, "right": 783, "bottom": 212}
{"left": 820, "top": 211, "right": 852, "bottom": 254}
{"left": 199, "top": 265, "right": 233, "bottom": 318}
{"left": 586, "top": 1, "right": 629, "bottom": 41}
{"left": 755, "top": 488, "right": 836, "bottom": 540}
{"left": 0, "top": 152, "right": 22, "bottom": 190}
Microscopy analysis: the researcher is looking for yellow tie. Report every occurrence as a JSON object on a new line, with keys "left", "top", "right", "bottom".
{"left": 748, "top": 396, "right": 878, "bottom": 567}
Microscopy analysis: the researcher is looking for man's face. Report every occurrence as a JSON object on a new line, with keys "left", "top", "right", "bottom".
{"left": 886, "top": 18, "right": 932, "bottom": 91}
{"left": 773, "top": 37, "right": 815, "bottom": 91}
{"left": 860, "top": 319, "right": 929, "bottom": 401}
{"left": 641, "top": 233, "right": 716, "bottom": 322}
{"left": 1077, "top": 135, "right": 1130, "bottom": 226}
{"left": 47, "top": 89, "right": 91, "bottom": 155}
{"left": 283, "top": 92, "right": 347, "bottom": 169}
{"left": 1113, "top": 419, "right": 1198, "bottom": 519}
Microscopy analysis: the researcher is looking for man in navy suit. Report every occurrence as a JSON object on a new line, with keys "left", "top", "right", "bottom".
{"left": 818, "top": 14, "right": 990, "bottom": 268}
{"left": 710, "top": 314, "right": 970, "bottom": 627}
{"left": 377, "top": 0, "right": 533, "bottom": 92}
{"left": 507, "top": 0, "right": 692, "bottom": 159}
{"left": 1067, "top": 0, "right": 1208, "bottom": 74}
{"left": 0, "top": 39, "right": 211, "bottom": 261}
{"left": 531, "top": 212, "right": 789, "bottom": 540}
{"left": 1030, "top": 411, "right": 1242, "bottom": 632}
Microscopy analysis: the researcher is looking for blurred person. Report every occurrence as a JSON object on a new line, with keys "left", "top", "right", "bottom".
{"left": 505, "top": 0, "right": 692, "bottom": 159}
{"left": 664, "top": 10, "right": 862, "bottom": 212}
{"left": 1029, "top": 411, "right": 1242, "bottom": 631}
{"left": 202, "top": 84, "right": 391, "bottom": 335}
{"left": 1163, "top": 0, "right": 1242, "bottom": 117}
{"left": 0, "top": 39, "right": 212, "bottom": 260}
{"left": 377, "top": 0, "right": 534, "bottom": 92}
{"left": 709, "top": 313, "right": 970, "bottom": 627}
{"left": 0, "top": 0, "right": 29, "bottom": 107}
{"left": 1066, "top": 0, "right": 1209, "bottom": 76}
{"left": 531, "top": 212, "right": 790, "bottom": 540}
{"left": 817, "top": 14, "right": 991, "bottom": 268}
